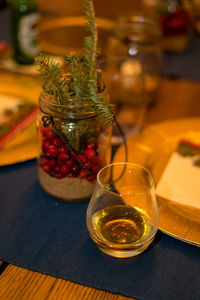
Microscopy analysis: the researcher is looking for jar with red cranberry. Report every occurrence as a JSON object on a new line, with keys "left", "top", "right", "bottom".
{"left": 37, "top": 92, "right": 112, "bottom": 202}
{"left": 157, "top": 0, "right": 190, "bottom": 52}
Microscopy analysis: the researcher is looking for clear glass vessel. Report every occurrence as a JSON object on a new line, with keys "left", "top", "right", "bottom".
{"left": 86, "top": 162, "right": 159, "bottom": 258}
{"left": 37, "top": 92, "right": 112, "bottom": 202}
{"left": 105, "top": 13, "right": 162, "bottom": 106}
{"left": 99, "top": 57, "right": 147, "bottom": 145}
{"left": 102, "top": 14, "right": 162, "bottom": 144}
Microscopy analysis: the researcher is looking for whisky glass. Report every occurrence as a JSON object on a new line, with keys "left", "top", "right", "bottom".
{"left": 86, "top": 162, "right": 158, "bottom": 258}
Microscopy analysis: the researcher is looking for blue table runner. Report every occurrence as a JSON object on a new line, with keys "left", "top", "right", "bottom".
{"left": 0, "top": 160, "right": 200, "bottom": 300}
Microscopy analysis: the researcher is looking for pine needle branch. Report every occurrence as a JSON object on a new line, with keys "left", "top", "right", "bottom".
{"left": 36, "top": 55, "right": 68, "bottom": 104}
{"left": 36, "top": 0, "right": 114, "bottom": 125}
{"left": 83, "top": 0, "right": 98, "bottom": 78}
{"left": 86, "top": 76, "right": 113, "bottom": 125}
{"left": 65, "top": 54, "right": 87, "bottom": 98}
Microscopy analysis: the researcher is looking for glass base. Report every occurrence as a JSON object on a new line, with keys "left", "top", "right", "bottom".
{"left": 96, "top": 237, "right": 154, "bottom": 258}
{"left": 89, "top": 231, "right": 156, "bottom": 258}
{"left": 98, "top": 245, "right": 149, "bottom": 258}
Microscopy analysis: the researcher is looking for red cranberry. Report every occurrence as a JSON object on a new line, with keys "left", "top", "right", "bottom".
{"left": 43, "top": 140, "right": 51, "bottom": 151}
{"left": 78, "top": 170, "right": 87, "bottom": 179}
{"left": 60, "top": 165, "right": 69, "bottom": 175}
{"left": 78, "top": 154, "right": 87, "bottom": 163}
{"left": 70, "top": 150, "right": 79, "bottom": 160}
{"left": 87, "top": 175, "right": 95, "bottom": 182}
{"left": 91, "top": 165, "right": 100, "bottom": 175}
{"left": 46, "top": 130, "right": 55, "bottom": 140}
{"left": 71, "top": 164, "right": 79, "bottom": 174}
{"left": 47, "top": 145, "right": 59, "bottom": 158}
{"left": 57, "top": 160, "right": 64, "bottom": 166}
{"left": 41, "top": 127, "right": 50, "bottom": 136}
{"left": 84, "top": 149, "right": 96, "bottom": 159}
{"left": 52, "top": 137, "right": 63, "bottom": 147}
{"left": 43, "top": 164, "right": 51, "bottom": 173}
{"left": 59, "top": 145, "right": 68, "bottom": 153}
{"left": 84, "top": 161, "right": 92, "bottom": 170}
{"left": 48, "top": 159, "right": 56, "bottom": 167}
{"left": 55, "top": 173, "right": 64, "bottom": 179}
{"left": 39, "top": 157, "right": 48, "bottom": 167}
{"left": 67, "top": 172, "right": 76, "bottom": 178}
{"left": 58, "top": 152, "right": 69, "bottom": 161}
{"left": 53, "top": 166, "right": 60, "bottom": 173}
{"left": 66, "top": 159, "right": 74, "bottom": 167}
{"left": 85, "top": 142, "right": 95, "bottom": 149}
{"left": 50, "top": 170, "right": 56, "bottom": 177}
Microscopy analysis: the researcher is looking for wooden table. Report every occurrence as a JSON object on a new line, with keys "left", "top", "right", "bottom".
{"left": 0, "top": 77, "right": 200, "bottom": 299}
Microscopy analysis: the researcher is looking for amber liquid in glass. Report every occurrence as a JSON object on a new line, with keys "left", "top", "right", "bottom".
{"left": 91, "top": 205, "right": 155, "bottom": 258}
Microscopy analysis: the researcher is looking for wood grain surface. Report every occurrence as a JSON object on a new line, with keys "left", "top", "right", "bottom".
{"left": 0, "top": 265, "right": 133, "bottom": 300}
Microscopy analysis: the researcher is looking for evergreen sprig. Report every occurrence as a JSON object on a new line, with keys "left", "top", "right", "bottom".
{"left": 36, "top": 54, "right": 68, "bottom": 105}
{"left": 65, "top": 54, "right": 87, "bottom": 99}
{"left": 36, "top": 0, "right": 113, "bottom": 125}
{"left": 87, "top": 77, "right": 113, "bottom": 125}
{"left": 83, "top": 0, "right": 98, "bottom": 77}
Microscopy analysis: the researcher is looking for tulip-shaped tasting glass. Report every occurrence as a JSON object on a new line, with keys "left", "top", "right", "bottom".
{"left": 86, "top": 162, "right": 158, "bottom": 258}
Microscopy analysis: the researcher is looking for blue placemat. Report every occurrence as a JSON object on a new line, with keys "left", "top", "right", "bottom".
{"left": 0, "top": 160, "right": 200, "bottom": 300}
{"left": 161, "top": 33, "right": 200, "bottom": 82}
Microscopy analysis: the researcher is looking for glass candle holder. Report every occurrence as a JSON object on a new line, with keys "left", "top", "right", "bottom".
{"left": 86, "top": 162, "right": 159, "bottom": 258}
{"left": 99, "top": 57, "right": 147, "bottom": 144}
{"left": 102, "top": 14, "right": 162, "bottom": 144}
{"left": 37, "top": 92, "right": 112, "bottom": 202}
{"left": 105, "top": 13, "right": 162, "bottom": 106}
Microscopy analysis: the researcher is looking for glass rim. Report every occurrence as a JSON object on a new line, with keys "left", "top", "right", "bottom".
{"left": 97, "top": 162, "right": 155, "bottom": 194}
{"left": 39, "top": 92, "right": 97, "bottom": 110}
{"left": 115, "top": 13, "right": 162, "bottom": 44}
{"left": 39, "top": 91, "right": 108, "bottom": 118}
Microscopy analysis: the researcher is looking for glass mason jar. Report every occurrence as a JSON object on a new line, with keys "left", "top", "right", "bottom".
{"left": 37, "top": 92, "right": 112, "bottom": 202}
{"left": 105, "top": 14, "right": 162, "bottom": 106}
